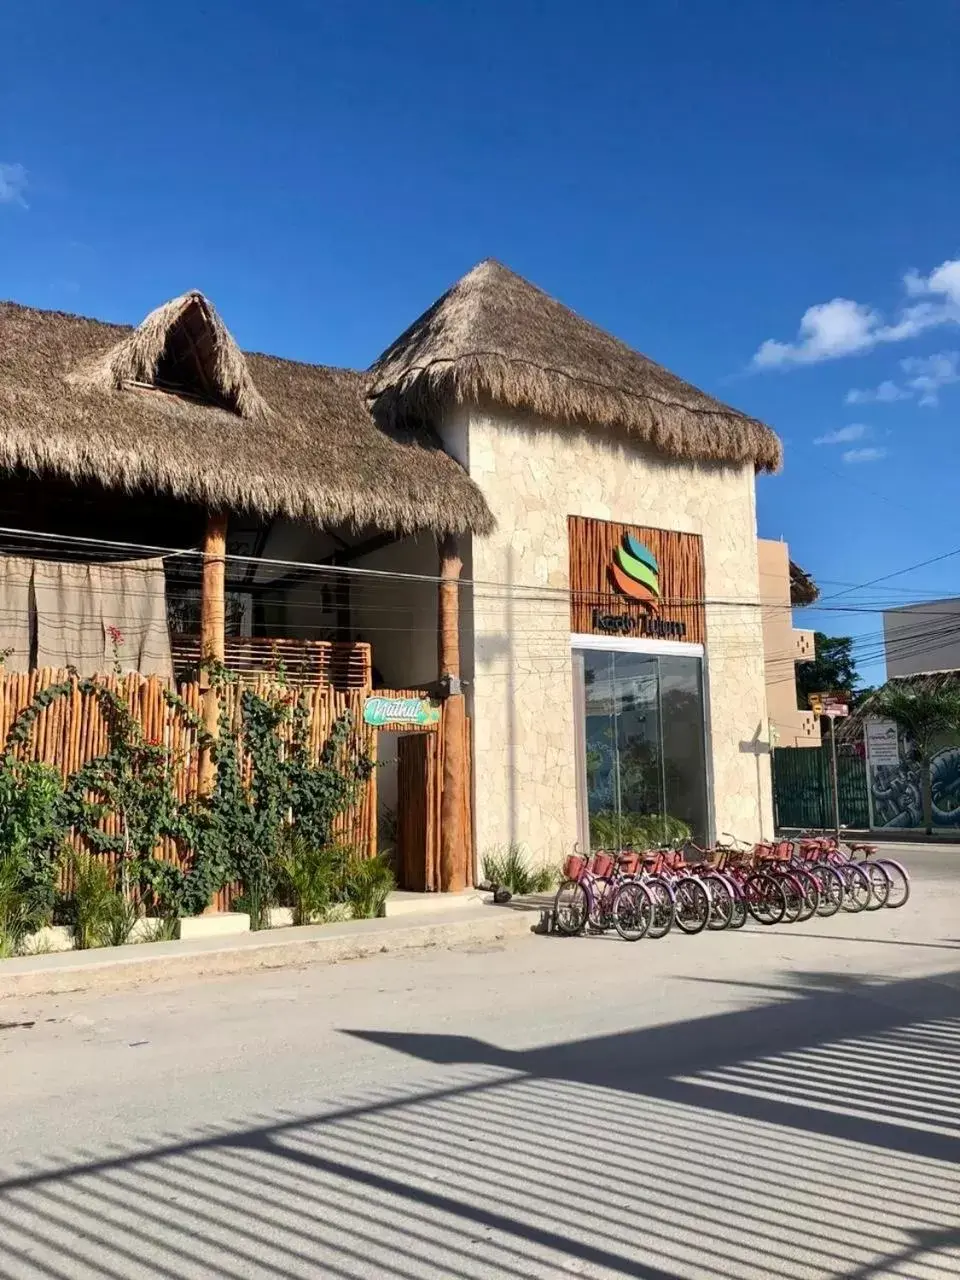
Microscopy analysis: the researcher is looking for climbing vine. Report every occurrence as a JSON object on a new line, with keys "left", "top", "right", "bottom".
{"left": 0, "top": 669, "right": 373, "bottom": 929}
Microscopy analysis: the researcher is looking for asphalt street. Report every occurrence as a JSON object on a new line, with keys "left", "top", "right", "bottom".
{"left": 0, "top": 845, "right": 958, "bottom": 1279}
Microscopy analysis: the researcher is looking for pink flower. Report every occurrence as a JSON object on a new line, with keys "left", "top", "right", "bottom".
{"left": 107, "top": 625, "right": 125, "bottom": 646}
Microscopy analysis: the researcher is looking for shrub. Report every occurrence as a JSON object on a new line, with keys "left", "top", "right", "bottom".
{"left": 277, "top": 832, "right": 346, "bottom": 926}
{"left": 344, "top": 853, "right": 395, "bottom": 919}
{"left": 588, "top": 810, "right": 692, "bottom": 850}
{"left": 481, "top": 844, "right": 558, "bottom": 896}
{"left": 69, "top": 853, "right": 118, "bottom": 950}
{"left": 0, "top": 760, "right": 65, "bottom": 929}
{"left": 102, "top": 892, "right": 141, "bottom": 947}
{"left": 0, "top": 859, "right": 39, "bottom": 957}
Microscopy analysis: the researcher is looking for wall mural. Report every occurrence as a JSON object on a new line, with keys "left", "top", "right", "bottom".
{"left": 869, "top": 730, "right": 960, "bottom": 828}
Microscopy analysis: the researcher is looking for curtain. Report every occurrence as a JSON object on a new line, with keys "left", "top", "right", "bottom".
{"left": 0, "top": 555, "right": 34, "bottom": 672}
{"left": 30, "top": 556, "right": 173, "bottom": 679}
{"left": 97, "top": 558, "right": 173, "bottom": 678}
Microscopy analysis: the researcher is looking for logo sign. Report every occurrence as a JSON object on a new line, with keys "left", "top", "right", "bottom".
{"left": 363, "top": 696, "right": 441, "bottom": 728}
{"left": 590, "top": 610, "right": 686, "bottom": 639}
{"left": 610, "top": 535, "right": 661, "bottom": 607}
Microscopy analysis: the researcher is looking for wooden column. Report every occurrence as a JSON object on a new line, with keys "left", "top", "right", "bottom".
{"left": 199, "top": 511, "right": 228, "bottom": 793}
{"left": 438, "top": 533, "right": 467, "bottom": 892}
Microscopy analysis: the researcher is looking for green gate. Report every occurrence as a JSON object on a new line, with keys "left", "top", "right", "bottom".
{"left": 772, "top": 744, "right": 869, "bottom": 831}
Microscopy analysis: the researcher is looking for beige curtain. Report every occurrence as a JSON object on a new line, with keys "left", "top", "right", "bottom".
{"left": 33, "top": 556, "right": 173, "bottom": 679}
{"left": 98, "top": 558, "right": 173, "bottom": 678}
{"left": 0, "top": 555, "right": 34, "bottom": 672}
{"left": 33, "top": 561, "right": 104, "bottom": 674}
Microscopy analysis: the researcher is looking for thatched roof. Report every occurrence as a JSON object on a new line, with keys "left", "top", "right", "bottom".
{"left": 840, "top": 670, "right": 960, "bottom": 741}
{"left": 789, "top": 560, "right": 819, "bottom": 607}
{"left": 370, "top": 260, "right": 782, "bottom": 472}
{"left": 0, "top": 294, "right": 493, "bottom": 536}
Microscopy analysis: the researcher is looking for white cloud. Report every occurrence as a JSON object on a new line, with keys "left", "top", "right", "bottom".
{"left": 813, "top": 423, "right": 869, "bottom": 445}
{"left": 845, "top": 380, "right": 910, "bottom": 404}
{"left": 752, "top": 257, "right": 960, "bottom": 369}
{"left": 845, "top": 349, "right": 960, "bottom": 408}
{"left": 842, "top": 447, "right": 887, "bottom": 464}
{"left": 0, "top": 162, "right": 27, "bottom": 207}
{"left": 901, "top": 349, "right": 960, "bottom": 407}
{"left": 909, "top": 258, "right": 960, "bottom": 306}
{"left": 753, "top": 299, "right": 879, "bottom": 368}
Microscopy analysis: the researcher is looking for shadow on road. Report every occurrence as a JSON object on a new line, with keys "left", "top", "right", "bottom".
{"left": 0, "top": 968, "right": 958, "bottom": 1278}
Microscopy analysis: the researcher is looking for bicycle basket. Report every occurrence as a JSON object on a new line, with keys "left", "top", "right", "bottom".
{"left": 618, "top": 851, "right": 640, "bottom": 875}
{"left": 588, "top": 852, "right": 615, "bottom": 879}
{"left": 563, "top": 853, "right": 587, "bottom": 881}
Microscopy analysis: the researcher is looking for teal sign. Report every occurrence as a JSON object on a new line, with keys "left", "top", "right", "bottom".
{"left": 363, "top": 696, "right": 441, "bottom": 728}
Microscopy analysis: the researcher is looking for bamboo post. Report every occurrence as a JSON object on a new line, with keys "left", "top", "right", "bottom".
{"left": 199, "top": 511, "right": 228, "bottom": 793}
{"left": 438, "top": 533, "right": 467, "bottom": 892}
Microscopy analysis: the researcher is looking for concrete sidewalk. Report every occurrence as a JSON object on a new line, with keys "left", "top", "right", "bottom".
{"left": 0, "top": 902, "right": 536, "bottom": 1001}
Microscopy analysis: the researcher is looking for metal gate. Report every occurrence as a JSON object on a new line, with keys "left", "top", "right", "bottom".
{"left": 772, "top": 744, "right": 869, "bottom": 831}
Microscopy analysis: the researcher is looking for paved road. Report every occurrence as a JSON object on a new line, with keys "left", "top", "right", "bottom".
{"left": 1, "top": 846, "right": 958, "bottom": 1279}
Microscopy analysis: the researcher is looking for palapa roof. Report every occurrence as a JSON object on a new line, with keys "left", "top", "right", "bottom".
{"left": 789, "top": 560, "right": 819, "bottom": 606}
{"left": 370, "top": 260, "right": 782, "bottom": 472}
{"left": 0, "top": 291, "right": 494, "bottom": 536}
{"left": 0, "top": 261, "right": 783, "bottom": 540}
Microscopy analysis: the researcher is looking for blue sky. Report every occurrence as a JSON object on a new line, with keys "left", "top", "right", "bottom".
{"left": 1, "top": 0, "right": 958, "bottom": 683}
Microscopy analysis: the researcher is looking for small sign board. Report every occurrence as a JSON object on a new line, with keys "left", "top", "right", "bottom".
{"left": 865, "top": 717, "right": 899, "bottom": 765}
{"left": 363, "top": 695, "right": 441, "bottom": 729}
{"left": 808, "top": 692, "right": 849, "bottom": 718}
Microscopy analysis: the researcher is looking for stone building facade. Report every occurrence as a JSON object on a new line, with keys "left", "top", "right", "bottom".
{"left": 442, "top": 407, "right": 775, "bottom": 862}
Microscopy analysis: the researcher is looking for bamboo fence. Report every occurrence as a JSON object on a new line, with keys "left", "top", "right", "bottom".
{"left": 0, "top": 669, "right": 378, "bottom": 905}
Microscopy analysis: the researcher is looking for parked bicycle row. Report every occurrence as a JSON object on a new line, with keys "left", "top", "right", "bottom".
{"left": 551, "top": 834, "right": 911, "bottom": 941}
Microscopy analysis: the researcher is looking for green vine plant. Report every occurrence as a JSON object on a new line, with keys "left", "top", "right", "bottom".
{"left": 0, "top": 667, "right": 375, "bottom": 944}
{"left": 2, "top": 673, "right": 219, "bottom": 926}
{"left": 209, "top": 673, "right": 374, "bottom": 929}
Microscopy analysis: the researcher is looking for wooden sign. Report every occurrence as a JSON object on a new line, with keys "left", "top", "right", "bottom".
{"left": 363, "top": 695, "right": 441, "bottom": 729}
{"left": 809, "top": 693, "right": 849, "bottom": 718}
{"left": 568, "top": 516, "right": 705, "bottom": 644}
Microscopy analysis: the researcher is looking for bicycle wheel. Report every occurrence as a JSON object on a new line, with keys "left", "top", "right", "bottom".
{"left": 777, "top": 872, "right": 805, "bottom": 923}
{"left": 588, "top": 878, "right": 615, "bottom": 932}
{"left": 876, "top": 858, "right": 910, "bottom": 908}
{"left": 673, "top": 877, "right": 710, "bottom": 935}
{"left": 612, "top": 881, "right": 654, "bottom": 942}
{"left": 839, "top": 864, "right": 871, "bottom": 913}
{"left": 642, "top": 875, "right": 675, "bottom": 939}
{"left": 791, "top": 868, "right": 820, "bottom": 923}
{"left": 553, "top": 880, "right": 588, "bottom": 935}
{"left": 745, "top": 872, "right": 786, "bottom": 925}
{"left": 703, "top": 873, "right": 734, "bottom": 930}
{"left": 811, "top": 863, "right": 843, "bottom": 918}
{"left": 726, "top": 879, "right": 748, "bottom": 929}
{"left": 860, "top": 860, "right": 890, "bottom": 911}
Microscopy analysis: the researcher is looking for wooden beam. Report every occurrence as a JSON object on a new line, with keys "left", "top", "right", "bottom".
{"left": 438, "top": 534, "right": 467, "bottom": 891}
{"left": 199, "top": 511, "right": 228, "bottom": 793}
{"left": 438, "top": 534, "right": 462, "bottom": 681}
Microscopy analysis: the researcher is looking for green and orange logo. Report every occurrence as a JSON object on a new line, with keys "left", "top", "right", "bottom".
{"left": 609, "top": 534, "right": 660, "bottom": 606}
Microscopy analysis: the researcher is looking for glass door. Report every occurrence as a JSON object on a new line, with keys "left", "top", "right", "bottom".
{"left": 574, "top": 647, "right": 708, "bottom": 848}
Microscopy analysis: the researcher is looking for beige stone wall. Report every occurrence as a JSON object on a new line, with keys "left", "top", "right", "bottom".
{"left": 757, "top": 538, "right": 820, "bottom": 749}
{"left": 461, "top": 409, "right": 774, "bottom": 863}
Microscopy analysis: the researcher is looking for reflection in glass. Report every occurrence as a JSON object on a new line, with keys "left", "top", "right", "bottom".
{"left": 577, "top": 649, "right": 707, "bottom": 848}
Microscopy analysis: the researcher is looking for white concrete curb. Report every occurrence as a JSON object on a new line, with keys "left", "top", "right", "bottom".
{"left": 0, "top": 906, "right": 536, "bottom": 1000}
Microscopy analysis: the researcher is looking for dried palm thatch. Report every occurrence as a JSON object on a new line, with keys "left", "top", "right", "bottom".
{"left": 789, "top": 560, "right": 819, "bottom": 606}
{"left": 370, "top": 260, "right": 782, "bottom": 472}
{"left": 0, "top": 297, "right": 493, "bottom": 536}
{"left": 70, "top": 291, "right": 269, "bottom": 421}
{"left": 840, "top": 670, "right": 960, "bottom": 742}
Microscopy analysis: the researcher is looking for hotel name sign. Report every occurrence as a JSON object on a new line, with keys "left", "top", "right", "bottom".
{"left": 568, "top": 516, "right": 706, "bottom": 645}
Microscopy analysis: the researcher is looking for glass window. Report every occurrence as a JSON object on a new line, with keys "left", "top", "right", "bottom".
{"left": 575, "top": 648, "right": 708, "bottom": 848}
